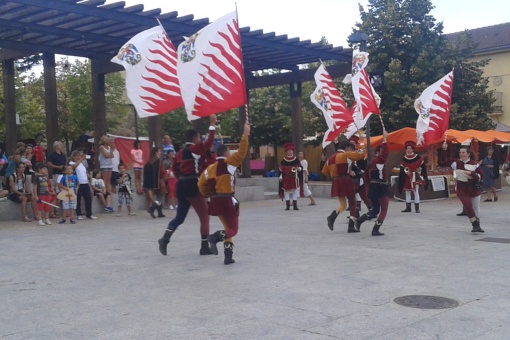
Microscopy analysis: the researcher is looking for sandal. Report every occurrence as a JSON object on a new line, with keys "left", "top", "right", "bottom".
{"left": 22, "top": 216, "right": 32, "bottom": 222}
{"left": 483, "top": 199, "right": 493, "bottom": 202}
{"left": 308, "top": 202, "right": 317, "bottom": 206}
{"left": 50, "top": 213, "right": 59, "bottom": 219}
{"left": 494, "top": 196, "right": 499, "bottom": 202}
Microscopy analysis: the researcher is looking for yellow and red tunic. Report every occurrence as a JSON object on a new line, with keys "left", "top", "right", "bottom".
{"left": 198, "top": 135, "right": 248, "bottom": 216}
{"left": 322, "top": 149, "right": 367, "bottom": 197}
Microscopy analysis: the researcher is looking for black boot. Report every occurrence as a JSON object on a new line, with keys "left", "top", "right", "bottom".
{"left": 293, "top": 200, "right": 299, "bottom": 210}
{"left": 457, "top": 208, "right": 466, "bottom": 216}
{"left": 348, "top": 217, "right": 360, "bottom": 233}
{"left": 285, "top": 200, "right": 290, "bottom": 211}
{"left": 356, "top": 213, "right": 370, "bottom": 231}
{"left": 471, "top": 218, "right": 484, "bottom": 233}
{"left": 207, "top": 230, "right": 226, "bottom": 255}
{"left": 147, "top": 202, "right": 158, "bottom": 219}
{"left": 156, "top": 204, "right": 166, "bottom": 218}
{"left": 372, "top": 220, "right": 384, "bottom": 236}
{"left": 401, "top": 203, "right": 412, "bottom": 212}
{"left": 200, "top": 239, "right": 214, "bottom": 255}
{"left": 158, "top": 229, "right": 174, "bottom": 255}
{"left": 415, "top": 203, "right": 420, "bottom": 213}
{"left": 355, "top": 201, "right": 362, "bottom": 218}
{"left": 224, "top": 242, "right": 235, "bottom": 265}
{"left": 327, "top": 210, "right": 338, "bottom": 231}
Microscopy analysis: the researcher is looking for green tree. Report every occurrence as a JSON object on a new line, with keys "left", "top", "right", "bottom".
{"left": 355, "top": 0, "right": 494, "bottom": 134}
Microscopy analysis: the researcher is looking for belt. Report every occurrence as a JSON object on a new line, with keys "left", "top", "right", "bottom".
{"left": 213, "top": 193, "right": 234, "bottom": 197}
{"left": 370, "top": 180, "right": 388, "bottom": 185}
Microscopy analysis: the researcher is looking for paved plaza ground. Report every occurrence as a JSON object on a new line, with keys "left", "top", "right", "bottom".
{"left": 2, "top": 190, "right": 510, "bottom": 339}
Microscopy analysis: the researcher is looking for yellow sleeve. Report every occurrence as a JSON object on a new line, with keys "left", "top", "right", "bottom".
{"left": 198, "top": 169, "right": 211, "bottom": 198}
{"left": 322, "top": 161, "right": 330, "bottom": 177}
{"left": 226, "top": 135, "right": 249, "bottom": 168}
{"left": 346, "top": 149, "right": 367, "bottom": 161}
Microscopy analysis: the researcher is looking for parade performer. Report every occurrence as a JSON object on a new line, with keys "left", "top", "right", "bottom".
{"left": 347, "top": 135, "right": 371, "bottom": 217}
{"left": 200, "top": 120, "right": 250, "bottom": 265}
{"left": 278, "top": 143, "right": 303, "bottom": 211}
{"left": 398, "top": 140, "right": 428, "bottom": 213}
{"left": 158, "top": 114, "right": 217, "bottom": 256}
{"left": 441, "top": 140, "right": 484, "bottom": 232}
{"left": 322, "top": 136, "right": 366, "bottom": 233}
{"left": 356, "top": 130, "right": 389, "bottom": 236}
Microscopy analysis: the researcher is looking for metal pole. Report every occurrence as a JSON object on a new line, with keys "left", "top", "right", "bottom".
{"left": 360, "top": 39, "right": 371, "bottom": 164}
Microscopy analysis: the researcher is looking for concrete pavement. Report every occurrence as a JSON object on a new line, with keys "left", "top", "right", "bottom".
{"left": 2, "top": 190, "right": 510, "bottom": 339}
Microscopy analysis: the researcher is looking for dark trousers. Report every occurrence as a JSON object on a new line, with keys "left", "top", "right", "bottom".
{"left": 76, "top": 184, "right": 92, "bottom": 217}
{"left": 167, "top": 194, "right": 209, "bottom": 238}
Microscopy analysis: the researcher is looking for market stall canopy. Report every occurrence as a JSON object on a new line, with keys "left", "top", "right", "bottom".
{"left": 370, "top": 127, "right": 510, "bottom": 151}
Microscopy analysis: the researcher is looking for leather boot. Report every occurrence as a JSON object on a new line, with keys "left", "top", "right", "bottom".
{"left": 415, "top": 203, "right": 420, "bottom": 213}
{"left": 158, "top": 229, "right": 174, "bottom": 255}
{"left": 356, "top": 213, "right": 370, "bottom": 231}
{"left": 147, "top": 202, "right": 158, "bottom": 219}
{"left": 156, "top": 204, "right": 166, "bottom": 218}
{"left": 207, "top": 230, "right": 226, "bottom": 255}
{"left": 285, "top": 200, "right": 290, "bottom": 211}
{"left": 200, "top": 239, "right": 214, "bottom": 255}
{"left": 457, "top": 208, "right": 466, "bottom": 216}
{"left": 471, "top": 218, "right": 484, "bottom": 233}
{"left": 401, "top": 203, "right": 412, "bottom": 212}
{"left": 348, "top": 217, "right": 360, "bottom": 233}
{"left": 372, "top": 220, "right": 384, "bottom": 236}
{"left": 224, "top": 242, "right": 235, "bottom": 265}
{"left": 293, "top": 200, "right": 299, "bottom": 210}
{"left": 327, "top": 210, "right": 338, "bottom": 231}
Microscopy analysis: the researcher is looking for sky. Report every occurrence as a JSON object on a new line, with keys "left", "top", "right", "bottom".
{"left": 106, "top": 0, "right": 510, "bottom": 47}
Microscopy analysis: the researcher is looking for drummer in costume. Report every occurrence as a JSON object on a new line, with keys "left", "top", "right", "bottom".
{"left": 347, "top": 135, "right": 371, "bottom": 217}
{"left": 441, "top": 140, "right": 484, "bottom": 232}
{"left": 322, "top": 136, "right": 367, "bottom": 233}
{"left": 200, "top": 120, "right": 250, "bottom": 265}
{"left": 398, "top": 140, "right": 428, "bottom": 213}
{"left": 278, "top": 143, "right": 303, "bottom": 211}
{"left": 356, "top": 130, "right": 389, "bottom": 236}
{"left": 158, "top": 114, "right": 217, "bottom": 257}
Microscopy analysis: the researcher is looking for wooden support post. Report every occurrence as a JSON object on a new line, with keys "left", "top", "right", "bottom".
{"left": 43, "top": 53, "right": 58, "bottom": 156}
{"left": 91, "top": 59, "right": 107, "bottom": 170}
{"left": 290, "top": 81, "right": 303, "bottom": 154}
{"left": 2, "top": 58, "right": 17, "bottom": 155}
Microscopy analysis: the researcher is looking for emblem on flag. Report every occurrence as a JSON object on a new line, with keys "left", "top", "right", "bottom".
{"left": 180, "top": 33, "right": 199, "bottom": 63}
{"left": 116, "top": 44, "right": 141, "bottom": 66}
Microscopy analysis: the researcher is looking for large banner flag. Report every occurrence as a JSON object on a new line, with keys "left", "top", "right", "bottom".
{"left": 111, "top": 26, "right": 183, "bottom": 118}
{"left": 310, "top": 64, "right": 353, "bottom": 148}
{"left": 351, "top": 49, "right": 380, "bottom": 128}
{"left": 415, "top": 70, "right": 454, "bottom": 146}
{"left": 177, "top": 11, "right": 247, "bottom": 121}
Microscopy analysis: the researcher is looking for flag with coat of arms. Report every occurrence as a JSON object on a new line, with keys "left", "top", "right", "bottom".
{"left": 111, "top": 26, "right": 183, "bottom": 118}
{"left": 176, "top": 11, "right": 247, "bottom": 121}
{"left": 415, "top": 70, "right": 454, "bottom": 146}
{"left": 310, "top": 63, "right": 354, "bottom": 148}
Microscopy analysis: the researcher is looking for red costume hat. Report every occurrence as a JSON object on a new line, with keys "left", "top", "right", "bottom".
{"left": 283, "top": 143, "right": 295, "bottom": 152}
{"left": 404, "top": 140, "right": 416, "bottom": 149}
{"left": 349, "top": 134, "right": 360, "bottom": 144}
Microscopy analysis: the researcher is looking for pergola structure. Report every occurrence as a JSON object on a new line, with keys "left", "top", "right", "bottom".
{"left": 1, "top": 0, "right": 353, "bottom": 175}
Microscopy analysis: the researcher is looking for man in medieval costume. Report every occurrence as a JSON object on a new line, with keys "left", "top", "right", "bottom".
{"left": 278, "top": 143, "right": 303, "bottom": 211}
{"left": 322, "top": 137, "right": 366, "bottom": 233}
{"left": 398, "top": 140, "right": 428, "bottom": 213}
{"left": 347, "top": 134, "right": 371, "bottom": 217}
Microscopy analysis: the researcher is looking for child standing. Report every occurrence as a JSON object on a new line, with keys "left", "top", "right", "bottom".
{"left": 117, "top": 164, "right": 135, "bottom": 217}
{"left": 91, "top": 171, "right": 113, "bottom": 212}
{"left": 58, "top": 165, "right": 78, "bottom": 224}
{"left": 33, "top": 163, "right": 55, "bottom": 226}
{"left": 166, "top": 160, "right": 178, "bottom": 210}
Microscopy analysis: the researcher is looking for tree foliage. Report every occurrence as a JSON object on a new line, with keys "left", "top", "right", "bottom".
{"left": 355, "top": 0, "right": 495, "bottom": 135}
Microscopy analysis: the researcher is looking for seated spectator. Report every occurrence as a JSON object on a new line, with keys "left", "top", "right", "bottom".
{"left": 8, "top": 162, "right": 34, "bottom": 222}
{"left": 91, "top": 171, "right": 113, "bottom": 212}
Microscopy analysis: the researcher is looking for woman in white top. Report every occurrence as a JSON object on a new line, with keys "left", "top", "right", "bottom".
{"left": 298, "top": 151, "right": 316, "bottom": 205}
{"left": 98, "top": 135, "right": 114, "bottom": 194}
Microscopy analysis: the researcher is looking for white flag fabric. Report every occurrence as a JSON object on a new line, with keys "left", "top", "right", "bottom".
{"left": 351, "top": 49, "right": 380, "bottom": 128}
{"left": 310, "top": 64, "right": 353, "bottom": 148}
{"left": 111, "top": 26, "right": 183, "bottom": 118}
{"left": 177, "top": 11, "right": 247, "bottom": 121}
{"left": 415, "top": 70, "right": 454, "bottom": 146}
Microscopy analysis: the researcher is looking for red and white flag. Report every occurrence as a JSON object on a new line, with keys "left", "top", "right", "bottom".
{"left": 310, "top": 64, "right": 353, "bottom": 148}
{"left": 177, "top": 11, "right": 247, "bottom": 121}
{"left": 415, "top": 70, "right": 454, "bottom": 146}
{"left": 351, "top": 49, "right": 380, "bottom": 128}
{"left": 111, "top": 26, "right": 183, "bottom": 118}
